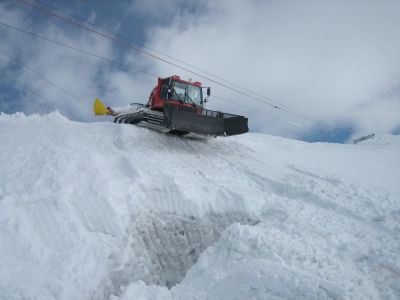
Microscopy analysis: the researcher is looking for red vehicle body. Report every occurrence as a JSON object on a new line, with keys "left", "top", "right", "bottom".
{"left": 147, "top": 75, "right": 205, "bottom": 112}
{"left": 96, "top": 74, "right": 248, "bottom": 136}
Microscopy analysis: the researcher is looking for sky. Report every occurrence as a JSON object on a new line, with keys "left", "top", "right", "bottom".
{"left": 0, "top": 0, "right": 399, "bottom": 143}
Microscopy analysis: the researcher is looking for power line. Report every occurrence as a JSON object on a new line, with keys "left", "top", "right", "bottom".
{"left": 0, "top": 21, "right": 308, "bottom": 126}
{"left": 0, "top": 48, "right": 87, "bottom": 104}
{"left": 0, "top": 22, "right": 158, "bottom": 79}
{"left": 31, "top": 0, "right": 315, "bottom": 122}
{"left": 0, "top": 71, "right": 64, "bottom": 109}
{"left": 31, "top": 0, "right": 262, "bottom": 92}
{"left": 213, "top": 94, "right": 306, "bottom": 128}
{"left": 213, "top": 94, "right": 280, "bottom": 120}
{"left": 15, "top": 0, "right": 318, "bottom": 124}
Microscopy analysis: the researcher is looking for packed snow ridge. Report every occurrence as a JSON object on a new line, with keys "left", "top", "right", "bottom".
{"left": 0, "top": 112, "right": 399, "bottom": 300}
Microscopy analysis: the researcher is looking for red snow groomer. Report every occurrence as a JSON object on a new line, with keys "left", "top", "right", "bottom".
{"left": 94, "top": 75, "right": 248, "bottom": 137}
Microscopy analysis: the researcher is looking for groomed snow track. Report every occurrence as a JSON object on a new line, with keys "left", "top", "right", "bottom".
{"left": 108, "top": 213, "right": 259, "bottom": 291}
{"left": 0, "top": 112, "right": 399, "bottom": 300}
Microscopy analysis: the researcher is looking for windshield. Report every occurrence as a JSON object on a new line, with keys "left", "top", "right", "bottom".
{"left": 171, "top": 81, "right": 203, "bottom": 106}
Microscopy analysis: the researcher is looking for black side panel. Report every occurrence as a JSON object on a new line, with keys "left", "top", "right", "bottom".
{"left": 163, "top": 103, "right": 248, "bottom": 136}
{"left": 223, "top": 115, "right": 249, "bottom": 136}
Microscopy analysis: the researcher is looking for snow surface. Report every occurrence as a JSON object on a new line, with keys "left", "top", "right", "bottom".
{"left": 0, "top": 112, "right": 399, "bottom": 300}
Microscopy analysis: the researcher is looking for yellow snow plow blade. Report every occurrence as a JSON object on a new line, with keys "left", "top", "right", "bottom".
{"left": 93, "top": 98, "right": 108, "bottom": 115}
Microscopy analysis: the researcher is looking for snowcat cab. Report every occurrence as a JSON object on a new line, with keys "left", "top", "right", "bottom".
{"left": 94, "top": 75, "right": 248, "bottom": 137}
{"left": 149, "top": 75, "right": 205, "bottom": 111}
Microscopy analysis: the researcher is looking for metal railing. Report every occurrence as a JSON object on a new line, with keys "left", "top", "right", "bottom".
{"left": 353, "top": 133, "right": 375, "bottom": 144}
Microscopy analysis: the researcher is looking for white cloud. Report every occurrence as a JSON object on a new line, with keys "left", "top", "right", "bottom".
{"left": 128, "top": 0, "right": 207, "bottom": 24}
{"left": 1, "top": 0, "right": 399, "bottom": 139}
{"left": 0, "top": 2, "right": 142, "bottom": 121}
{"left": 140, "top": 0, "right": 400, "bottom": 137}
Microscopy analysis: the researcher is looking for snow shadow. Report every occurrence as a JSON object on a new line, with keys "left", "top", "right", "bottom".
{"left": 107, "top": 212, "right": 259, "bottom": 293}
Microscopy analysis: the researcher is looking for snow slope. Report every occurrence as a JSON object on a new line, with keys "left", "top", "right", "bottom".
{"left": 0, "top": 112, "right": 399, "bottom": 300}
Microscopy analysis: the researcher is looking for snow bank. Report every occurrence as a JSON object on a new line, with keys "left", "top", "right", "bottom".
{"left": 0, "top": 112, "right": 399, "bottom": 299}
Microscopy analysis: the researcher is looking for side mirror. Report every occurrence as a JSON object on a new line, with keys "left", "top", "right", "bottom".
{"left": 207, "top": 87, "right": 211, "bottom": 96}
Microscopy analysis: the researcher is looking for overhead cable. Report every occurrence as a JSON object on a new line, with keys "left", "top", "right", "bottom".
{"left": 0, "top": 22, "right": 158, "bottom": 79}
{"left": 0, "top": 48, "right": 87, "bottom": 104}
{"left": 0, "top": 21, "right": 308, "bottom": 126}
{"left": 15, "top": 0, "right": 317, "bottom": 124}
{"left": 32, "top": 0, "right": 315, "bottom": 122}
